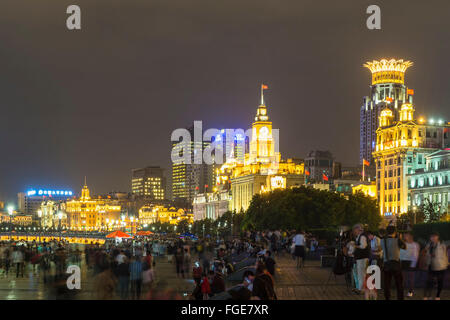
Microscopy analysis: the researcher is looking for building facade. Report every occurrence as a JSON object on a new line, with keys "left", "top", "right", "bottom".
{"left": 131, "top": 166, "right": 166, "bottom": 201}
{"left": 360, "top": 59, "right": 414, "bottom": 165}
{"left": 304, "top": 150, "right": 334, "bottom": 182}
{"left": 65, "top": 183, "right": 121, "bottom": 231}
{"left": 409, "top": 149, "right": 450, "bottom": 214}
{"left": 372, "top": 103, "right": 450, "bottom": 218}
{"left": 193, "top": 190, "right": 232, "bottom": 221}
{"left": 18, "top": 189, "right": 73, "bottom": 217}
{"left": 218, "top": 89, "right": 305, "bottom": 212}
{"left": 171, "top": 125, "right": 214, "bottom": 205}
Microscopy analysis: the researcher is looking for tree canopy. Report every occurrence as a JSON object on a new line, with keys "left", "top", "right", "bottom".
{"left": 242, "top": 186, "right": 381, "bottom": 231}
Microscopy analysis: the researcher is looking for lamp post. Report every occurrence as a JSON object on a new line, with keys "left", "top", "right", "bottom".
{"left": 7, "top": 206, "right": 14, "bottom": 241}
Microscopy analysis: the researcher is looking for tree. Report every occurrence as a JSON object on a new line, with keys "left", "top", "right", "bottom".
{"left": 242, "top": 186, "right": 381, "bottom": 231}
{"left": 420, "top": 198, "right": 444, "bottom": 223}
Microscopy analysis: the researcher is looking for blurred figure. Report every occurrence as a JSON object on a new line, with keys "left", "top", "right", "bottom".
{"left": 129, "top": 255, "right": 143, "bottom": 300}
{"left": 423, "top": 232, "right": 448, "bottom": 300}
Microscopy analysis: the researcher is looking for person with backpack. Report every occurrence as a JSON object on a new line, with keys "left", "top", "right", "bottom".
{"left": 252, "top": 261, "right": 277, "bottom": 300}
{"left": 352, "top": 224, "right": 370, "bottom": 293}
{"left": 380, "top": 225, "right": 406, "bottom": 300}
{"left": 423, "top": 232, "right": 448, "bottom": 300}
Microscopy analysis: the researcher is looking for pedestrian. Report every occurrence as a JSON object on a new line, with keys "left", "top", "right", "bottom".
{"left": 292, "top": 230, "right": 305, "bottom": 269}
{"left": 117, "top": 256, "right": 130, "bottom": 299}
{"left": 423, "top": 232, "right": 448, "bottom": 300}
{"left": 400, "top": 232, "right": 419, "bottom": 297}
{"left": 251, "top": 261, "right": 277, "bottom": 300}
{"left": 263, "top": 250, "right": 276, "bottom": 276}
{"left": 352, "top": 224, "right": 370, "bottom": 294}
{"left": 129, "top": 255, "right": 143, "bottom": 300}
{"left": 380, "top": 225, "right": 406, "bottom": 300}
{"left": 11, "top": 246, "right": 24, "bottom": 278}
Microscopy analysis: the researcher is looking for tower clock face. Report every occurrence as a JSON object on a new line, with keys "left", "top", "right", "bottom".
{"left": 259, "top": 126, "right": 269, "bottom": 138}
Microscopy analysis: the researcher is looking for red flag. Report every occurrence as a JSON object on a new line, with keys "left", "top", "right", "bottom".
{"left": 407, "top": 89, "right": 414, "bottom": 95}
{"left": 363, "top": 159, "right": 370, "bottom": 166}
{"left": 322, "top": 173, "right": 328, "bottom": 181}
{"left": 262, "top": 84, "right": 269, "bottom": 90}
{"left": 305, "top": 169, "right": 310, "bottom": 176}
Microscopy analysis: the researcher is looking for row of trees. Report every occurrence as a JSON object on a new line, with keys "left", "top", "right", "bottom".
{"left": 242, "top": 186, "right": 381, "bottom": 231}
{"left": 188, "top": 186, "right": 381, "bottom": 236}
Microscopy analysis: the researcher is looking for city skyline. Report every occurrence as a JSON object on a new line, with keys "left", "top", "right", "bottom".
{"left": 1, "top": 1, "right": 450, "bottom": 203}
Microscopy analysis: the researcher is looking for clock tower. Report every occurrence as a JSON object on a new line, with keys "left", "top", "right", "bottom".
{"left": 248, "top": 85, "right": 276, "bottom": 164}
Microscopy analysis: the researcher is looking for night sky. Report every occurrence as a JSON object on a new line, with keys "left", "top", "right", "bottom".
{"left": 0, "top": 0, "right": 449, "bottom": 203}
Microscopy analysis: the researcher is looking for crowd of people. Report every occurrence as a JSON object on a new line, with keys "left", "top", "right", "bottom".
{"left": 0, "top": 226, "right": 447, "bottom": 300}
{"left": 340, "top": 224, "right": 449, "bottom": 300}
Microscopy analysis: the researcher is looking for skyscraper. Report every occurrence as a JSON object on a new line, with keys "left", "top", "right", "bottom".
{"left": 360, "top": 59, "right": 414, "bottom": 165}
{"left": 131, "top": 166, "right": 166, "bottom": 201}
{"left": 171, "top": 125, "right": 214, "bottom": 205}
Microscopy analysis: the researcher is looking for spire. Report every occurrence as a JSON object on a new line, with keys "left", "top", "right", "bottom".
{"left": 84, "top": 176, "right": 87, "bottom": 187}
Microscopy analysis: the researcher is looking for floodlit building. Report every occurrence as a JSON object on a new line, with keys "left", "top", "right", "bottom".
{"left": 360, "top": 59, "right": 414, "bottom": 165}
{"left": 138, "top": 205, "right": 193, "bottom": 225}
{"left": 217, "top": 87, "right": 305, "bottom": 212}
{"left": 409, "top": 149, "right": 450, "bottom": 214}
{"left": 372, "top": 102, "right": 450, "bottom": 218}
{"left": 193, "top": 189, "right": 231, "bottom": 221}
{"left": 65, "top": 183, "right": 122, "bottom": 231}
{"left": 18, "top": 188, "right": 73, "bottom": 217}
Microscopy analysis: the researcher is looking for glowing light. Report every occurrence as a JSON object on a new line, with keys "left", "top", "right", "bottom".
{"left": 364, "top": 59, "right": 413, "bottom": 85}
{"left": 429, "top": 118, "right": 435, "bottom": 124}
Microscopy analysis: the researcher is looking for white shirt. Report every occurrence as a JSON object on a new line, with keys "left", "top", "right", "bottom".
{"left": 293, "top": 234, "right": 305, "bottom": 246}
{"left": 400, "top": 242, "right": 419, "bottom": 267}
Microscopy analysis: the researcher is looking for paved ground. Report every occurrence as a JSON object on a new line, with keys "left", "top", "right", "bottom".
{"left": 0, "top": 253, "right": 448, "bottom": 300}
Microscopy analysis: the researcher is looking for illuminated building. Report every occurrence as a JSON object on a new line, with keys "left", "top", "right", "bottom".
{"left": 352, "top": 182, "right": 377, "bottom": 198}
{"left": 360, "top": 59, "right": 414, "bottom": 165}
{"left": 65, "top": 182, "right": 121, "bottom": 231}
{"left": 172, "top": 125, "right": 214, "bottom": 204}
{"left": 218, "top": 87, "right": 305, "bottom": 212}
{"left": 17, "top": 188, "right": 73, "bottom": 217}
{"left": 39, "top": 200, "right": 66, "bottom": 228}
{"left": 131, "top": 166, "right": 166, "bottom": 201}
{"left": 372, "top": 103, "right": 450, "bottom": 218}
{"left": 193, "top": 189, "right": 232, "bottom": 221}
{"left": 138, "top": 205, "right": 193, "bottom": 225}
{"left": 409, "top": 149, "right": 450, "bottom": 215}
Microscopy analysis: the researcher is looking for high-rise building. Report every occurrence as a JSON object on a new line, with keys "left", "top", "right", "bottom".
{"left": 171, "top": 125, "right": 214, "bottom": 205}
{"left": 372, "top": 103, "right": 450, "bottom": 218}
{"left": 360, "top": 59, "right": 414, "bottom": 165}
{"left": 131, "top": 166, "right": 165, "bottom": 201}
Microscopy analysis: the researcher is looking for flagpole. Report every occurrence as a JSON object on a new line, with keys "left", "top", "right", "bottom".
{"left": 261, "top": 84, "right": 264, "bottom": 105}
{"left": 362, "top": 161, "right": 365, "bottom": 182}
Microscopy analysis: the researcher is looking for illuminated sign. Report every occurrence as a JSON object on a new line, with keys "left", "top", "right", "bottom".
{"left": 27, "top": 189, "right": 73, "bottom": 197}
{"left": 270, "top": 176, "right": 286, "bottom": 189}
